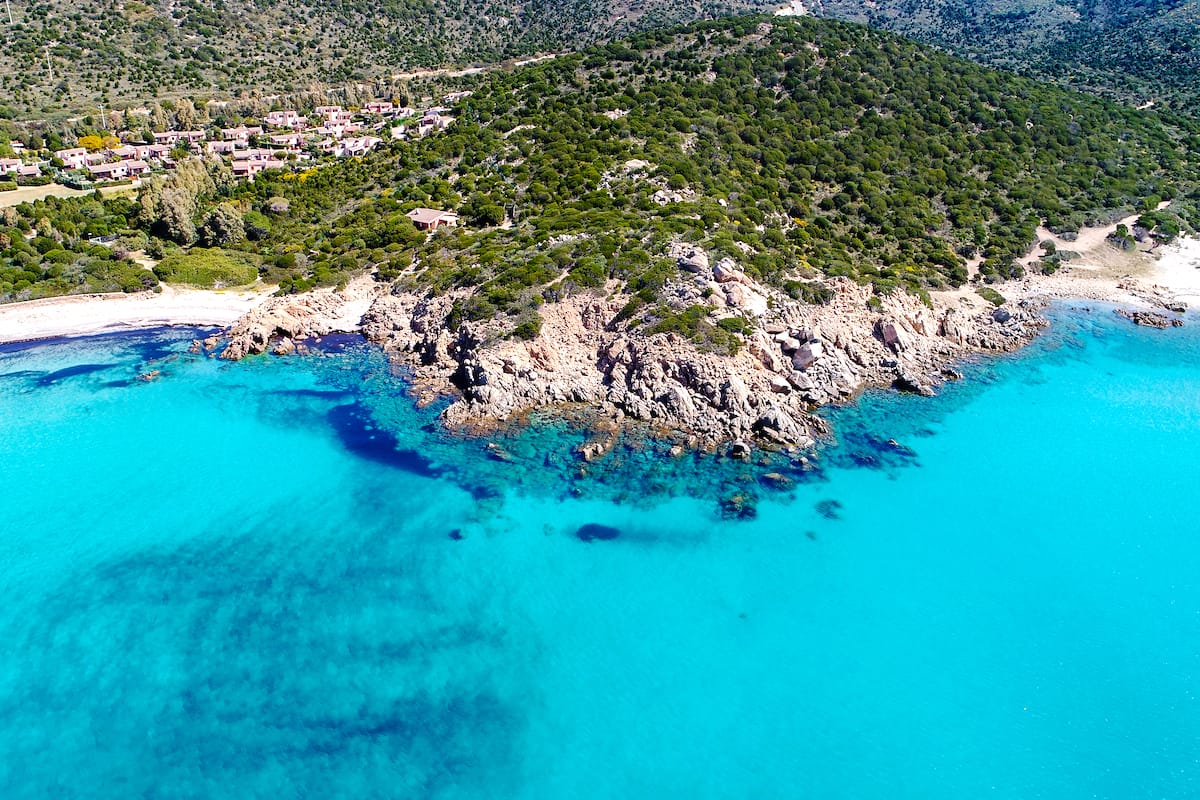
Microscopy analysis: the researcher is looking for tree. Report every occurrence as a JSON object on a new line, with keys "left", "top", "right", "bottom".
{"left": 199, "top": 204, "right": 245, "bottom": 247}
{"left": 77, "top": 135, "right": 103, "bottom": 152}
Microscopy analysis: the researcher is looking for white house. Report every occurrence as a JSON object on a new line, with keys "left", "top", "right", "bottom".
{"left": 55, "top": 148, "right": 89, "bottom": 169}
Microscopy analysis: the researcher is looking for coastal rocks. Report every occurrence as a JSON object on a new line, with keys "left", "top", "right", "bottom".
{"left": 713, "top": 258, "right": 748, "bottom": 284}
{"left": 894, "top": 364, "right": 936, "bottom": 397}
{"left": 723, "top": 283, "right": 769, "bottom": 316}
{"left": 222, "top": 276, "right": 381, "bottom": 360}
{"left": 1164, "top": 300, "right": 1188, "bottom": 314}
{"left": 791, "top": 342, "right": 822, "bottom": 371}
{"left": 217, "top": 263, "right": 1048, "bottom": 453}
{"left": 670, "top": 243, "right": 709, "bottom": 274}
{"left": 1115, "top": 309, "right": 1183, "bottom": 328}
{"left": 876, "top": 318, "right": 912, "bottom": 353}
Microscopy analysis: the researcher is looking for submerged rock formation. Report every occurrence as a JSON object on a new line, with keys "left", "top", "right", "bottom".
{"left": 220, "top": 249, "right": 1048, "bottom": 451}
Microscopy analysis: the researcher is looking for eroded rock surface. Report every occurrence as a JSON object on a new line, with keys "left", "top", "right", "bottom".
{"left": 220, "top": 248, "right": 1050, "bottom": 449}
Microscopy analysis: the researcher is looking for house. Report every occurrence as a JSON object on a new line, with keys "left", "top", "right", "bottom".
{"left": 232, "top": 159, "right": 286, "bottom": 180}
{"left": 363, "top": 101, "right": 395, "bottom": 115}
{"left": 124, "top": 160, "right": 151, "bottom": 178}
{"left": 315, "top": 106, "right": 353, "bottom": 124}
{"left": 264, "top": 110, "right": 307, "bottom": 130}
{"left": 153, "top": 130, "right": 204, "bottom": 147}
{"left": 235, "top": 148, "right": 283, "bottom": 163}
{"left": 16, "top": 165, "right": 41, "bottom": 179}
{"left": 0, "top": 158, "right": 20, "bottom": 175}
{"left": 134, "top": 144, "right": 172, "bottom": 161}
{"left": 222, "top": 125, "right": 264, "bottom": 143}
{"left": 268, "top": 133, "right": 305, "bottom": 150}
{"left": 10, "top": 141, "right": 25, "bottom": 154}
{"left": 406, "top": 208, "right": 459, "bottom": 231}
{"left": 206, "top": 140, "right": 239, "bottom": 156}
{"left": 335, "top": 136, "right": 382, "bottom": 157}
{"left": 110, "top": 145, "right": 140, "bottom": 160}
{"left": 55, "top": 148, "right": 89, "bottom": 169}
{"left": 86, "top": 161, "right": 129, "bottom": 180}
{"left": 442, "top": 91, "right": 473, "bottom": 104}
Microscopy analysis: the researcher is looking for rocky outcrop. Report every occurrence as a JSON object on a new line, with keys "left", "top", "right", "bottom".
{"left": 219, "top": 248, "right": 1049, "bottom": 451}
{"left": 222, "top": 275, "right": 382, "bottom": 360}
{"left": 1116, "top": 309, "right": 1184, "bottom": 328}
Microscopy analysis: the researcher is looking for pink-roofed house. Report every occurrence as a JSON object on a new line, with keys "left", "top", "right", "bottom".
{"left": 124, "top": 160, "right": 151, "bottom": 178}
{"left": 264, "top": 110, "right": 307, "bottom": 130}
{"left": 133, "top": 144, "right": 171, "bottom": 161}
{"left": 232, "top": 159, "right": 287, "bottom": 181}
{"left": 406, "top": 208, "right": 459, "bottom": 231}
{"left": 268, "top": 133, "right": 305, "bottom": 150}
{"left": 16, "top": 165, "right": 41, "bottom": 179}
{"left": 86, "top": 161, "right": 129, "bottom": 181}
{"left": 222, "top": 125, "right": 263, "bottom": 143}
{"left": 0, "top": 158, "right": 20, "bottom": 175}
{"left": 363, "top": 101, "right": 395, "bottom": 115}
{"left": 335, "top": 136, "right": 383, "bottom": 157}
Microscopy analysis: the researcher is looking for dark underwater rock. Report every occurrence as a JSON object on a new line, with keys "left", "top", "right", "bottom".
{"left": 815, "top": 499, "right": 843, "bottom": 520}
{"left": 576, "top": 523, "right": 621, "bottom": 542}
{"left": 720, "top": 493, "right": 758, "bottom": 520}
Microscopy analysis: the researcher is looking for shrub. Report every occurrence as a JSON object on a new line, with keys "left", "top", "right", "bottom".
{"left": 153, "top": 248, "right": 259, "bottom": 288}
{"left": 976, "top": 286, "right": 1006, "bottom": 306}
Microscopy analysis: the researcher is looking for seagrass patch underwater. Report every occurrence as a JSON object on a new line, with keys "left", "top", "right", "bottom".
{"left": 0, "top": 304, "right": 1197, "bottom": 799}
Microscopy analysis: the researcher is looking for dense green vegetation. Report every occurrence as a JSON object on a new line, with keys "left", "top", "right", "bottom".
{"left": 153, "top": 248, "right": 259, "bottom": 288}
{"left": 814, "top": 0, "right": 1200, "bottom": 115}
{"left": 0, "top": 0, "right": 774, "bottom": 116}
{"left": 0, "top": 194, "right": 158, "bottom": 300}
{"left": 4, "top": 17, "right": 1199, "bottom": 351}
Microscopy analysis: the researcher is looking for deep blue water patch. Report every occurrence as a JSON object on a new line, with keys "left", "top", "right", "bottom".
{"left": 327, "top": 401, "right": 443, "bottom": 479}
{"left": 576, "top": 523, "right": 621, "bottom": 542}
{"left": 34, "top": 362, "right": 117, "bottom": 386}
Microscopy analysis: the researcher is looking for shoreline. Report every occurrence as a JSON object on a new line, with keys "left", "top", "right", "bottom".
{"left": 3, "top": 228, "right": 1195, "bottom": 451}
{"left": 0, "top": 283, "right": 274, "bottom": 344}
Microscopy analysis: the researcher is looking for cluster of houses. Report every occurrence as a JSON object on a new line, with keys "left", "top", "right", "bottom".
{"left": 4, "top": 93, "right": 469, "bottom": 188}
{"left": 1, "top": 157, "right": 42, "bottom": 180}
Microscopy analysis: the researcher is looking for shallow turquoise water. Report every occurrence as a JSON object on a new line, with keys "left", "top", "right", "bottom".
{"left": 0, "top": 306, "right": 1197, "bottom": 798}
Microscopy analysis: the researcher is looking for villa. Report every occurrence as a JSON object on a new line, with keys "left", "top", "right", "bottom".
{"left": 406, "top": 208, "right": 459, "bottom": 231}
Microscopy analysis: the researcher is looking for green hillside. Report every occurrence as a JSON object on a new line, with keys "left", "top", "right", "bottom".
{"left": 5, "top": 17, "right": 1199, "bottom": 347}
{"left": 0, "top": 0, "right": 775, "bottom": 117}
{"left": 811, "top": 0, "right": 1200, "bottom": 114}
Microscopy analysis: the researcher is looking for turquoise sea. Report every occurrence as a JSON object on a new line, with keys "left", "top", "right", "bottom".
{"left": 0, "top": 305, "right": 1197, "bottom": 798}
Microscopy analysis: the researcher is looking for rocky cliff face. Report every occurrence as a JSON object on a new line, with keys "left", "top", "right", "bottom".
{"left": 219, "top": 250, "right": 1046, "bottom": 451}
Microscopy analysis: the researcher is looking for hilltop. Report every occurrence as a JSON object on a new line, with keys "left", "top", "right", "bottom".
{"left": 810, "top": 0, "right": 1200, "bottom": 114}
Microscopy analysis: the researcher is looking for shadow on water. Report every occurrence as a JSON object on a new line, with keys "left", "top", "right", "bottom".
{"left": 34, "top": 363, "right": 117, "bottom": 386}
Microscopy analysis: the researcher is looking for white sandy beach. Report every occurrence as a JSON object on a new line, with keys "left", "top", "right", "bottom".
{"left": 0, "top": 284, "right": 272, "bottom": 344}
{"left": 1147, "top": 235, "right": 1200, "bottom": 304}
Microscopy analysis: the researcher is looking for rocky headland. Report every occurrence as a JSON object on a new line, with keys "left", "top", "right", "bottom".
{"left": 219, "top": 248, "right": 1059, "bottom": 454}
